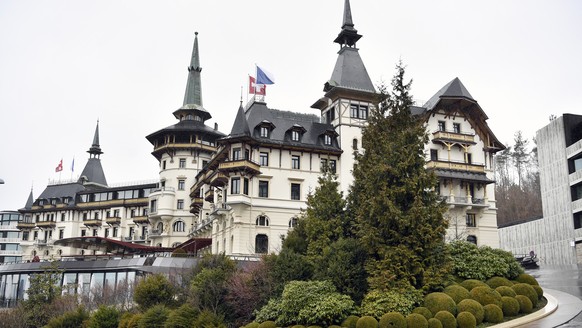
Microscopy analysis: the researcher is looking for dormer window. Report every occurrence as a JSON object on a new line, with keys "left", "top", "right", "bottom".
{"left": 255, "top": 120, "right": 275, "bottom": 139}
{"left": 291, "top": 130, "right": 300, "bottom": 141}
{"left": 288, "top": 124, "right": 306, "bottom": 142}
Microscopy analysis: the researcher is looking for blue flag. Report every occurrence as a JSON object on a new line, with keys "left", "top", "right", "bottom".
{"left": 256, "top": 65, "right": 275, "bottom": 85}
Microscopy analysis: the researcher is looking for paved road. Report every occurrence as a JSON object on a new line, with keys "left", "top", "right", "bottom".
{"left": 527, "top": 265, "right": 582, "bottom": 327}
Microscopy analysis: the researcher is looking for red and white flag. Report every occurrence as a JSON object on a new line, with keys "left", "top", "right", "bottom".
{"left": 55, "top": 159, "right": 63, "bottom": 172}
{"left": 249, "top": 76, "right": 266, "bottom": 96}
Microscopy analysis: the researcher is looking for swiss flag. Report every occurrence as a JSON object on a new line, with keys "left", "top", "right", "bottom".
{"left": 55, "top": 159, "right": 63, "bottom": 172}
{"left": 249, "top": 76, "right": 266, "bottom": 96}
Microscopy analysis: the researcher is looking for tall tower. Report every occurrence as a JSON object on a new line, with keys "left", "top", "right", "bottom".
{"left": 146, "top": 32, "right": 225, "bottom": 247}
{"left": 78, "top": 121, "right": 108, "bottom": 187}
{"left": 311, "top": 0, "right": 377, "bottom": 195}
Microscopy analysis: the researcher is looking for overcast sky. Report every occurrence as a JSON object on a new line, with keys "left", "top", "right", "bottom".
{"left": 1, "top": 0, "right": 581, "bottom": 211}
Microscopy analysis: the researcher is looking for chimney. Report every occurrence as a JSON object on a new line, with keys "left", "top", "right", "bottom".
{"left": 214, "top": 123, "right": 218, "bottom": 131}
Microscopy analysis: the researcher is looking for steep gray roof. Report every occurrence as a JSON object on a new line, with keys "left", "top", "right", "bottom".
{"left": 146, "top": 120, "right": 225, "bottom": 142}
{"left": 229, "top": 103, "right": 251, "bottom": 138}
{"left": 37, "top": 183, "right": 86, "bottom": 203}
{"left": 23, "top": 189, "right": 34, "bottom": 210}
{"left": 326, "top": 47, "right": 375, "bottom": 92}
{"left": 423, "top": 77, "right": 475, "bottom": 111}
{"left": 183, "top": 32, "right": 203, "bottom": 107}
{"left": 79, "top": 158, "right": 108, "bottom": 186}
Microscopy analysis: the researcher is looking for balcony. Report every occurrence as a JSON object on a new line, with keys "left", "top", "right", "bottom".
{"left": 573, "top": 198, "right": 582, "bottom": 214}
{"left": 34, "top": 239, "right": 54, "bottom": 246}
{"left": 17, "top": 221, "right": 35, "bottom": 230}
{"left": 218, "top": 159, "right": 261, "bottom": 175}
{"left": 132, "top": 216, "right": 150, "bottom": 225}
{"left": 209, "top": 172, "right": 228, "bottom": 187}
{"left": 83, "top": 219, "right": 102, "bottom": 227}
{"left": 427, "top": 160, "right": 485, "bottom": 174}
{"left": 152, "top": 142, "right": 217, "bottom": 158}
{"left": 204, "top": 189, "right": 215, "bottom": 203}
{"left": 105, "top": 217, "right": 121, "bottom": 225}
{"left": 570, "top": 169, "right": 582, "bottom": 186}
{"left": 191, "top": 218, "right": 213, "bottom": 235}
{"left": 190, "top": 198, "right": 203, "bottom": 212}
{"left": 210, "top": 202, "right": 231, "bottom": 216}
{"left": 149, "top": 229, "right": 162, "bottom": 237}
{"left": 440, "top": 195, "right": 489, "bottom": 209}
{"left": 36, "top": 221, "right": 56, "bottom": 229}
{"left": 432, "top": 130, "right": 475, "bottom": 145}
{"left": 566, "top": 138, "right": 582, "bottom": 159}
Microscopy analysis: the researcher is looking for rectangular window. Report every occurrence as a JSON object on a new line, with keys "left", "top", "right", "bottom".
{"left": 178, "top": 179, "right": 185, "bottom": 190}
{"left": 177, "top": 199, "right": 184, "bottom": 210}
{"left": 260, "top": 127, "right": 269, "bottom": 138}
{"left": 58, "top": 230, "right": 63, "bottom": 239}
{"left": 329, "top": 160, "right": 336, "bottom": 174}
{"left": 231, "top": 177, "right": 241, "bottom": 194}
{"left": 350, "top": 104, "right": 368, "bottom": 119}
{"left": 466, "top": 214, "right": 476, "bottom": 227}
{"left": 130, "top": 209, "right": 136, "bottom": 218}
{"left": 325, "top": 107, "right": 336, "bottom": 123}
{"left": 113, "top": 209, "right": 120, "bottom": 217}
{"left": 245, "top": 149, "right": 250, "bottom": 160}
{"left": 260, "top": 152, "right": 269, "bottom": 166}
{"left": 232, "top": 148, "right": 241, "bottom": 160}
{"left": 259, "top": 181, "right": 269, "bottom": 198}
{"left": 291, "top": 183, "right": 301, "bottom": 200}
{"left": 291, "top": 130, "right": 300, "bottom": 142}
{"left": 466, "top": 153, "right": 472, "bottom": 164}
{"left": 81, "top": 230, "right": 86, "bottom": 237}
{"left": 291, "top": 155, "right": 300, "bottom": 170}
{"left": 324, "top": 134, "right": 332, "bottom": 145}
{"left": 94, "top": 212, "right": 99, "bottom": 220}
{"left": 438, "top": 121, "right": 446, "bottom": 131}
{"left": 179, "top": 158, "right": 186, "bottom": 168}
{"left": 150, "top": 200, "right": 157, "bottom": 213}
{"left": 350, "top": 104, "right": 359, "bottom": 118}
{"left": 61, "top": 213, "right": 65, "bottom": 222}
{"left": 162, "top": 160, "right": 167, "bottom": 170}
{"left": 359, "top": 105, "right": 368, "bottom": 119}
{"left": 113, "top": 227, "right": 118, "bottom": 237}
{"left": 202, "top": 160, "right": 209, "bottom": 168}
{"left": 22, "top": 231, "right": 29, "bottom": 241}
{"left": 243, "top": 178, "right": 249, "bottom": 195}
{"left": 430, "top": 149, "right": 438, "bottom": 161}
{"left": 320, "top": 159, "right": 328, "bottom": 172}
{"left": 93, "top": 229, "right": 98, "bottom": 237}
{"left": 453, "top": 123, "right": 461, "bottom": 134}
{"left": 104, "top": 228, "right": 109, "bottom": 238}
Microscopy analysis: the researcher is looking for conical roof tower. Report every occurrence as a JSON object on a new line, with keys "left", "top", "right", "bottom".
{"left": 78, "top": 121, "right": 108, "bottom": 186}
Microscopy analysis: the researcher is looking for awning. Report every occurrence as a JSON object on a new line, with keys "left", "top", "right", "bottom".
{"left": 53, "top": 236, "right": 173, "bottom": 255}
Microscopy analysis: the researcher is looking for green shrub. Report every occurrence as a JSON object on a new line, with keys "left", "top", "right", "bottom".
{"left": 424, "top": 292, "right": 457, "bottom": 316}
{"left": 532, "top": 285, "right": 544, "bottom": 299}
{"left": 360, "top": 289, "right": 422, "bottom": 317}
{"left": 406, "top": 313, "right": 428, "bottom": 328}
{"left": 515, "top": 295, "right": 533, "bottom": 313}
{"left": 515, "top": 273, "right": 538, "bottom": 285}
{"left": 307, "top": 326, "right": 322, "bottom": 328}
{"left": 171, "top": 247, "right": 187, "bottom": 257}
{"left": 511, "top": 283, "right": 538, "bottom": 307}
{"left": 329, "top": 325, "right": 342, "bottom": 328}
{"left": 427, "top": 317, "right": 443, "bottom": 328}
{"left": 118, "top": 312, "right": 134, "bottom": 328}
{"left": 258, "top": 321, "right": 276, "bottom": 328}
{"left": 133, "top": 273, "right": 176, "bottom": 310}
{"left": 289, "top": 325, "right": 305, "bottom": 328}
{"left": 412, "top": 306, "right": 433, "bottom": 320}
{"left": 138, "top": 305, "right": 170, "bottom": 328}
{"left": 449, "top": 241, "right": 524, "bottom": 280}
{"left": 193, "top": 310, "right": 226, "bottom": 328}
{"left": 342, "top": 315, "right": 359, "bottom": 328}
{"left": 356, "top": 316, "right": 378, "bottom": 328}
{"left": 457, "top": 299, "right": 484, "bottom": 324}
{"left": 469, "top": 286, "right": 502, "bottom": 307}
{"left": 434, "top": 311, "right": 456, "bottom": 328}
{"left": 460, "top": 279, "right": 487, "bottom": 291}
{"left": 165, "top": 304, "right": 200, "bottom": 328}
{"left": 456, "top": 311, "right": 476, "bottom": 328}
{"left": 486, "top": 276, "right": 513, "bottom": 289}
{"left": 483, "top": 304, "right": 503, "bottom": 323}
{"left": 495, "top": 286, "right": 516, "bottom": 297}
{"left": 45, "top": 306, "right": 89, "bottom": 328}
{"left": 127, "top": 313, "right": 143, "bottom": 328}
{"left": 501, "top": 296, "right": 520, "bottom": 316}
{"left": 86, "top": 305, "right": 120, "bottom": 328}
{"left": 443, "top": 285, "right": 470, "bottom": 304}
{"left": 244, "top": 323, "right": 260, "bottom": 328}
{"left": 379, "top": 312, "right": 405, "bottom": 328}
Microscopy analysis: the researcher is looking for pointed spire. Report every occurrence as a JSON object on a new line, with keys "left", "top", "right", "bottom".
{"left": 183, "top": 32, "right": 203, "bottom": 107}
{"left": 342, "top": 0, "right": 355, "bottom": 30}
{"left": 24, "top": 187, "right": 34, "bottom": 210}
{"left": 87, "top": 120, "right": 103, "bottom": 157}
{"left": 229, "top": 103, "right": 251, "bottom": 137}
{"left": 423, "top": 77, "right": 476, "bottom": 110}
{"left": 334, "top": 0, "right": 362, "bottom": 47}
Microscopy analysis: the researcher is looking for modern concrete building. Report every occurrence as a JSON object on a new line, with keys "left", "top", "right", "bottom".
{"left": 0, "top": 211, "right": 22, "bottom": 264}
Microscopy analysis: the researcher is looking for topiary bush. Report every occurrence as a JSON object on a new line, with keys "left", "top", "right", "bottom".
{"left": 412, "top": 306, "right": 433, "bottom": 320}
{"left": 515, "top": 295, "right": 533, "bottom": 313}
{"left": 495, "top": 286, "right": 517, "bottom": 297}
{"left": 434, "top": 311, "right": 456, "bottom": 328}
{"left": 360, "top": 289, "right": 422, "bottom": 317}
{"left": 456, "top": 311, "right": 476, "bottom": 328}
{"left": 501, "top": 296, "right": 520, "bottom": 316}
{"left": 342, "top": 315, "right": 359, "bottom": 328}
{"left": 511, "top": 283, "right": 538, "bottom": 307}
{"left": 258, "top": 321, "right": 276, "bottom": 328}
{"left": 515, "top": 273, "right": 538, "bottom": 285}
{"left": 449, "top": 241, "right": 524, "bottom": 280}
{"left": 486, "top": 276, "right": 513, "bottom": 289}
{"left": 356, "top": 316, "right": 378, "bottom": 328}
{"left": 427, "top": 317, "right": 443, "bottom": 328}
{"left": 443, "top": 284, "right": 470, "bottom": 304}
{"left": 532, "top": 285, "right": 544, "bottom": 299}
{"left": 86, "top": 305, "right": 120, "bottom": 328}
{"left": 483, "top": 304, "right": 504, "bottom": 323}
{"left": 460, "top": 279, "right": 488, "bottom": 291}
{"left": 244, "top": 323, "right": 260, "bottom": 328}
{"left": 457, "top": 299, "right": 484, "bottom": 324}
{"left": 379, "top": 312, "right": 405, "bottom": 328}
{"left": 469, "top": 286, "right": 502, "bottom": 307}
{"left": 406, "top": 313, "right": 428, "bottom": 328}
{"left": 328, "top": 325, "right": 341, "bottom": 328}
{"left": 424, "top": 292, "right": 457, "bottom": 316}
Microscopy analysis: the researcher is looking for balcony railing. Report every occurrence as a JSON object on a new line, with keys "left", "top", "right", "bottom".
{"left": 432, "top": 130, "right": 475, "bottom": 144}
{"left": 36, "top": 221, "right": 56, "bottom": 228}
{"left": 209, "top": 172, "right": 228, "bottom": 187}
{"left": 218, "top": 159, "right": 261, "bottom": 175}
{"left": 566, "top": 138, "right": 582, "bottom": 159}
{"left": 210, "top": 202, "right": 231, "bottom": 216}
{"left": 439, "top": 195, "right": 489, "bottom": 209}
{"left": 34, "top": 238, "right": 54, "bottom": 246}
{"left": 427, "top": 160, "right": 485, "bottom": 173}
{"left": 149, "top": 229, "right": 162, "bottom": 237}
{"left": 16, "top": 221, "right": 35, "bottom": 229}
{"left": 105, "top": 217, "right": 121, "bottom": 225}
{"left": 132, "top": 216, "right": 149, "bottom": 225}
{"left": 83, "top": 219, "right": 102, "bottom": 227}
{"left": 204, "top": 189, "right": 214, "bottom": 202}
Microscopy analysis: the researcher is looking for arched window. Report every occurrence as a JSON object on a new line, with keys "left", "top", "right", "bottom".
{"left": 173, "top": 220, "right": 185, "bottom": 232}
{"left": 467, "top": 235, "right": 477, "bottom": 245}
{"left": 256, "top": 215, "right": 269, "bottom": 226}
{"left": 289, "top": 217, "right": 298, "bottom": 228}
{"left": 156, "top": 222, "right": 163, "bottom": 232}
{"left": 255, "top": 234, "right": 268, "bottom": 254}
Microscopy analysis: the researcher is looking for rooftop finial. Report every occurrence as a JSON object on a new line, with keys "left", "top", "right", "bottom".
{"left": 342, "top": 0, "right": 355, "bottom": 30}
{"left": 183, "top": 31, "right": 203, "bottom": 106}
{"left": 88, "top": 120, "right": 103, "bottom": 157}
{"left": 333, "top": 0, "right": 362, "bottom": 48}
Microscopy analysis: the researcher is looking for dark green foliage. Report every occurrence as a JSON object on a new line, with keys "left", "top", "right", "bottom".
{"left": 117, "top": 312, "right": 134, "bottom": 328}
{"left": 193, "top": 309, "right": 227, "bottom": 328}
{"left": 133, "top": 273, "right": 176, "bottom": 310}
{"left": 290, "top": 325, "right": 305, "bottom": 328}
{"left": 356, "top": 316, "right": 378, "bottom": 328}
{"left": 469, "top": 286, "right": 502, "bottom": 307}
{"left": 127, "top": 313, "right": 143, "bottom": 328}
{"left": 532, "top": 285, "right": 544, "bottom": 299}
{"left": 443, "top": 284, "right": 470, "bottom": 304}
{"left": 264, "top": 250, "right": 314, "bottom": 295}
{"left": 22, "top": 261, "right": 64, "bottom": 328}
{"left": 378, "top": 312, "right": 406, "bottom": 328}
{"left": 406, "top": 313, "right": 428, "bottom": 328}
{"left": 483, "top": 304, "right": 504, "bottom": 323}
{"left": 86, "top": 305, "right": 120, "bottom": 328}
{"left": 427, "top": 317, "right": 443, "bottom": 328}
{"left": 434, "top": 311, "right": 456, "bottom": 328}
{"left": 515, "top": 295, "right": 533, "bottom": 313}
{"left": 457, "top": 299, "right": 484, "bottom": 324}
{"left": 424, "top": 292, "right": 457, "bottom": 317}
{"left": 164, "top": 303, "right": 200, "bottom": 328}
{"left": 456, "top": 311, "right": 476, "bottom": 328}
{"left": 341, "top": 315, "right": 360, "bottom": 328}
{"left": 495, "top": 286, "right": 517, "bottom": 297}
{"left": 329, "top": 325, "right": 342, "bottom": 328}
{"left": 515, "top": 273, "right": 539, "bottom": 285}
{"left": 412, "top": 307, "right": 433, "bottom": 320}
{"left": 45, "top": 306, "right": 90, "bottom": 328}
{"left": 511, "top": 283, "right": 538, "bottom": 307}
{"left": 171, "top": 248, "right": 187, "bottom": 257}
{"left": 460, "top": 279, "right": 487, "bottom": 292}
{"left": 190, "top": 254, "right": 236, "bottom": 317}
{"left": 349, "top": 63, "right": 450, "bottom": 291}
{"left": 501, "top": 296, "right": 520, "bottom": 317}
{"left": 360, "top": 288, "right": 422, "bottom": 317}
{"left": 243, "top": 323, "right": 260, "bottom": 328}
{"left": 449, "top": 241, "right": 524, "bottom": 280}
{"left": 486, "top": 276, "right": 513, "bottom": 289}
{"left": 138, "top": 305, "right": 170, "bottom": 328}
{"left": 490, "top": 248, "right": 524, "bottom": 279}
{"left": 258, "top": 321, "right": 276, "bottom": 328}
{"left": 282, "top": 218, "right": 309, "bottom": 255}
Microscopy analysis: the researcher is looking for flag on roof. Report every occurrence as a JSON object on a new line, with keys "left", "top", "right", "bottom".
{"left": 256, "top": 65, "right": 275, "bottom": 85}
{"left": 55, "top": 159, "right": 63, "bottom": 172}
{"left": 249, "top": 76, "right": 266, "bottom": 95}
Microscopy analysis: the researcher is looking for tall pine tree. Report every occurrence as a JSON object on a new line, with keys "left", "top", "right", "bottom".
{"left": 349, "top": 62, "right": 450, "bottom": 291}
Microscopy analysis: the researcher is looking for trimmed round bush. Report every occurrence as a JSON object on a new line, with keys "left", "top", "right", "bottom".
{"left": 290, "top": 326, "right": 305, "bottom": 328}
{"left": 258, "top": 321, "right": 276, "bottom": 328}
{"left": 495, "top": 286, "right": 516, "bottom": 297}
{"left": 245, "top": 323, "right": 260, "bottom": 328}
{"left": 469, "top": 286, "right": 502, "bottom": 307}
{"left": 406, "top": 313, "right": 428, "bottom": 328}
{"left": 456, "top": 311, "right": 476, "bottom": 328}
{"left": 515, "top": 273, "right": 539, "bottom": 285}
{"left": 515, "top": 295, "right": 533, "bottom": 313}
{"left": 434, "top": 311, "right": 457, "bottom": 328}
{"left": 428, "top": 318, "right": 443, "bottom": 328}
{"left": 501, "top": 296, "right": 520, "bottom": 316}
{"left": 483, "top": 304, "right": 504, "bottom": 323}
{"left": 412, "top": 307, "right": 433, "bottom": 320}
{"left": 307, "top": 326, "right": 322, "bottom": 328}
{"left": 486, "top": 276, "right": 513, "bottom": 289}
{"left": 424, "top": 292, "right": 457, "bottom": 316}
{"left": 533, "top": 285, "right": 544, "bottom": 299}
{"left": 457, "top": 299, "right": 484, "bottom": 324}
{"left": 460, "top": 279, "right": 488, "bottom": 291}
{"left": 444, "top": 285, "right": 470, "bottom": 304}
{"left": 356, "top": 316, "right": 378, "bottom": 328}
{"left": 342, "top": 315, "right": 359, "bottom": 328}
{"left": 512, "top": 283, "right": 538, "bottom": 307}
{"left": 379, "top": 312, "right": 405, "bottom": 328}
{"left": 328, "top": 326, "right": 341, "bottom": 328}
